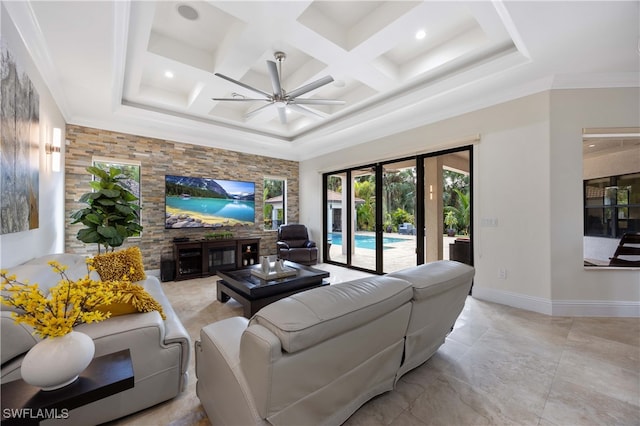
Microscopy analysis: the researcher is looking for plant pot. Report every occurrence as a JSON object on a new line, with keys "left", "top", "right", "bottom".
{"left": 447, "top": 229, "right": 456, "bottom": 237}
{"left": 21, "top": 331, "right": 95, "bottom": 391}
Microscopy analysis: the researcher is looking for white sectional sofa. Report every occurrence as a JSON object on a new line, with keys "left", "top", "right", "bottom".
{"left": 195, "top": 260, "right": 474, "bottom": 426}
{"left": 1, "top": 253, "right": 191, "bottom": 425}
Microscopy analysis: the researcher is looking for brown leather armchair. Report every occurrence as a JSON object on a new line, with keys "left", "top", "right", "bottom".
{"left": 276, "top": 224, "right": 318, "bottom": 265}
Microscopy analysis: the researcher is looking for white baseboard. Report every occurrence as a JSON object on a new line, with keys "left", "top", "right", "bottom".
{"left": 472, "top": 287, "right": 640, "bottom": 317}
{"left": 550, "top": 300, "right": 640, "bottom": 317}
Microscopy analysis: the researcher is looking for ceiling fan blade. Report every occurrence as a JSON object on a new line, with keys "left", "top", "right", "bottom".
{"left": 287, "top": 75, "right": 334, "bottom": 99}
{"left": 214, "top": 73, "right": 271, "bottom": 98}
{"left": 266, "top": 60, "right": 282, "bottom": 97}
{"left": 287, "top": 103, "right": 328, "bottom": 119}
{"left": 212, "top": 98, "right": 269, "bottom": 102}
{"left": 289, "top": 98, "right": 346, "bottom": 106}
{"left": 244, "top": 102, "right": 275, "bottom": 119}
{"left": 277, "top": 106, "right": 287, "bottom": 124}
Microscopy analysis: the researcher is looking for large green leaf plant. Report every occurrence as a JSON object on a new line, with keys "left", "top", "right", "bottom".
{"left": 71, "top": 166, "right": 143, "bottom": 253}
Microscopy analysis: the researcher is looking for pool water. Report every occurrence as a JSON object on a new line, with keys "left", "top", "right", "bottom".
{"left": 328, "top": 233, "right": 409, "bottom": 250}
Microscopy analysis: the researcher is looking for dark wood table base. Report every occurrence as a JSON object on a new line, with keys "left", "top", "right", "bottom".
{"left": 217, "top": 279, "right": 328, "bottom": 318}
{"left": 216, "top": 261, "right": 330, "bottom": 318}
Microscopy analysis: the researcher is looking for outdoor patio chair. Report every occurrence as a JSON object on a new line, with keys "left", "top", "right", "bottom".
{"left": 399, "top": 223, "right": 414, "bottom": 235}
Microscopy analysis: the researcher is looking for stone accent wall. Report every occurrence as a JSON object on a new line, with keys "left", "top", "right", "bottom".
{"left": 64, "top": 125, "right": 299, "bottom": 270}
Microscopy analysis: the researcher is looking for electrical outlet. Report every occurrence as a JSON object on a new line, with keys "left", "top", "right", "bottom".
{"left": 498, "top": 268, "right": 507, "bottom": 279}
{"left": 481, "top": 218, "right": 499, "bottom": 227}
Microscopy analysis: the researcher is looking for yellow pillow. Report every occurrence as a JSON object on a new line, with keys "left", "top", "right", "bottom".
{"left": 97, "top": 281, "right": 166, "bottom": 320}
{"left": 91, "top": 247, "right": 146, "bottom": 282}
{"left": 96, "top": 302, "right": 138, "bottom": 316}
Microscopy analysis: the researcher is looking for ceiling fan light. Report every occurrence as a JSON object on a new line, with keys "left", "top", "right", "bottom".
{"left": 213, "top": 51, "right": 343, "bottom": 125}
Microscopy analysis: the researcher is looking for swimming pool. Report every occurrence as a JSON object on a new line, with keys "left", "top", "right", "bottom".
{"left": 328, "top": 233, "right": 409, "bottom": 250}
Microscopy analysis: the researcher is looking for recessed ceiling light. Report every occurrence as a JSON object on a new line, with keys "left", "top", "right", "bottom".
{"left": 177, "top": 4, "right": 199, "bottom": 21}
{"left": 415, "top": 29, "right": 427, "bottom": 40}
{"left": 164, "top": 71, "right": 174, "bottom": 79}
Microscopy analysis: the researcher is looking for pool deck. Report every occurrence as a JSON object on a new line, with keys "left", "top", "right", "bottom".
{"left": 327, "top": 232, "right": 461, "bottom": 273}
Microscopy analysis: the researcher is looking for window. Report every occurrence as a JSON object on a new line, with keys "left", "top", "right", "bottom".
{"left": 263, "top": 178, "right": 286, "bottom": 230}
{"left": 92, "top": 157, "right": 142, "bottom": 236}
{"left": 582, "top": 128, "right": 640, "bottom": 266}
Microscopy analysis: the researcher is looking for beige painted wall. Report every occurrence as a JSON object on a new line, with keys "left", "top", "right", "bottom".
{"left": 549, "top": 88, "right": 640, "bottom": 305}
{"left": 301, "top": 92, "right": 552, "bottom": 297}
{"left": 64, "top": 125, "right": 299, "bottom": 270}
{"left": 300, "top": 88, "right": 640, "bottom": 315}
{"left": 0, "top": 4, "right": 66, "bottom": 269}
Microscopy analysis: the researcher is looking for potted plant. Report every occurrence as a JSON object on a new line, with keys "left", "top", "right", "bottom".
{"left": 71, "top": 166, "right": 143, "bottom": 253}
{"left": 204, "top": 231, "right": 234, "bottom": 240}
{"left": 444, "top": 211, "right": 458, "bottom": 237}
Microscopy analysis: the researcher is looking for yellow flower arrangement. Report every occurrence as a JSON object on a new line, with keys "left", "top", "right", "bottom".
{"left": 0, "top": 260, "right": 115, "bottom": 338}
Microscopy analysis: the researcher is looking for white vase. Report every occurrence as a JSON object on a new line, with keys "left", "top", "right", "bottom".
{"left": 21, "top": 331, "right": 95, "bottom": 391}
{"left": 261, "top": 256, "right": 270, "bottom": 274}
{"left": 275, "top": 259, "right": 285, "bottom": 273}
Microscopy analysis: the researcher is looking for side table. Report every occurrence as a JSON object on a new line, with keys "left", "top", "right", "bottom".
{"left": 1, "top": 349, "right": 134, "bottom": 425}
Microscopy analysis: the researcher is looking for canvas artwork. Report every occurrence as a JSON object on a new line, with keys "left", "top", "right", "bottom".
{"left": 0, "top": 40, "right": 40, "bottom": 235}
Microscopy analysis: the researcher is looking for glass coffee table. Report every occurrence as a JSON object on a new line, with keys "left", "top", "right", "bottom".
{"left": 216, "top": 261, "right": 330, "bottom": 318}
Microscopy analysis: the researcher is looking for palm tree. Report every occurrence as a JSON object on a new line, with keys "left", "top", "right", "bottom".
{"left": 444, "top": 189, "right": 470, "bottom": 235}
{"left": 355, "top": 179, "right": 375, "bottom": 231}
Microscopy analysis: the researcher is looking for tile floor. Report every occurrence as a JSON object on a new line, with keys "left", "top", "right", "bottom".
{"left": 110, "top": 264, "right": 640, "bottom": 426}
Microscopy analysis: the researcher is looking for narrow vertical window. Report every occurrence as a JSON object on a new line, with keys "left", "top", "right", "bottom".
{"left": 92, "top": 157, "right": 142, "bottom": 237}
{"left": 264, "top": 178, "right": 286, "bottom": 230}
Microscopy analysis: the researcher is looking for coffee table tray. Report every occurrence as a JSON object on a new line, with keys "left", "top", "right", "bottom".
{"left": 250, "top": 265, "right": 297, "bottom": 280}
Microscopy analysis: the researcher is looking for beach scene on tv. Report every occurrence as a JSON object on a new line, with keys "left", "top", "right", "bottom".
{"left": 165, "top": 175, "right": 255, "bottom": 228}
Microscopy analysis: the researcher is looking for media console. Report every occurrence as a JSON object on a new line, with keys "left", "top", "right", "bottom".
{"left": 173, "top": 238, "right": 260, "bottom": 281}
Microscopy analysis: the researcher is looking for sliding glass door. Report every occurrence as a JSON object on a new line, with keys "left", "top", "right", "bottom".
{"left": 323, "top": 146, "right": 472, "bottom": 274}
{"left": 351, "top": 167, "right": 377, "bottom": 270}
{"left": 423, "top": 149, "right": 472, "bottom": 264}
{"left": 382, "top": 160, "right": 417, "bottom": 273}
{"left": 326, "top": 172, "right": 346, "bottom": 264}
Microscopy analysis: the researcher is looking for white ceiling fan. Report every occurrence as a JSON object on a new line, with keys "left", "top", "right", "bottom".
{"left": 212, "top": 52, "right": 345, "bottom": 124}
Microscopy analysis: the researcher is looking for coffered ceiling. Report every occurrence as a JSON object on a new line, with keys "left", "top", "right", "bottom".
{"left": 4, "top": 1, "right": 639, "bottom": 160}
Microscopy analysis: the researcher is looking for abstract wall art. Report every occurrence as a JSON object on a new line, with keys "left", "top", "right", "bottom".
{"left": 1, "top": 40, "right": 40, "bottom": 235}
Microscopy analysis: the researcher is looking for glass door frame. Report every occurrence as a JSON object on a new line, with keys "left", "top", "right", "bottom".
{"left": 322, "top": 145, "right": 473, "bottom": 274}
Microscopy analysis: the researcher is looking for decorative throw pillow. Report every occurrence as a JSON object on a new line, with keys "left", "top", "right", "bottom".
{"left": 97, "top": 281, "right": 166, "bottom": 320}
{"left": 91, "top": 247, "right": 146, "bottom": 282}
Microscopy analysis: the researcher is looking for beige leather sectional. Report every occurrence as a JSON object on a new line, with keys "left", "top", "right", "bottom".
{"left": 195, "top": 260, "right": 474, "bottom": 426}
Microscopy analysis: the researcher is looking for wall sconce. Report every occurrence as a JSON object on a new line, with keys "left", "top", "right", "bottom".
{"left": 429, "top": 185, "right": 433, "bottom": 200}
{"left": 46, "top": 127, "right": 62, "bottom": 172}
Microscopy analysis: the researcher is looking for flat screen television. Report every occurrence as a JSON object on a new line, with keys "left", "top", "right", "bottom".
{"left": 165, "top": 175, "right": 255, "bottom": 228}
